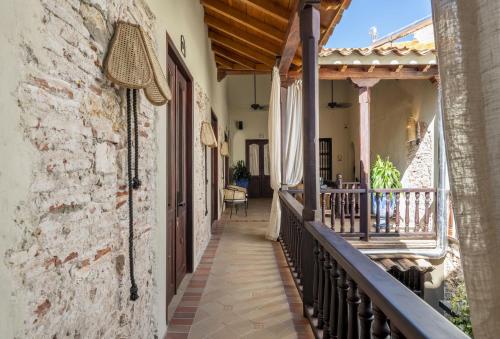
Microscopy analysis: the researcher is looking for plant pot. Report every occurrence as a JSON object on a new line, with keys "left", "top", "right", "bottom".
{"left": 235, "top": 178, "right": 249, "bottom": 189}
{"left": 371, "top": 193, "right": 395, "bottom": 227}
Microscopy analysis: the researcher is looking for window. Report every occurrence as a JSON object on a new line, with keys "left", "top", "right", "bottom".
{"left": 319, "top": 138, "right": 332, "bottom": 181}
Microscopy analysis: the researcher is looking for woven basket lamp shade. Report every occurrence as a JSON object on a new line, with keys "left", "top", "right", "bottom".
{"left": 201, "top": 122, "right": 217, "bottom": 148}
{"left": 220, "top": 141, "right": 229, "bottom": 157}
{"left": 104, "top": 21, "right": 171, "bottom": 106}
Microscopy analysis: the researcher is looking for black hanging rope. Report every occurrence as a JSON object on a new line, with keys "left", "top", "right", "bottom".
{"left": 127, "top": 88, "right": 139, "bottom": 301}
{"left": 132, "top": 89, "right": 141, "bottom": 190}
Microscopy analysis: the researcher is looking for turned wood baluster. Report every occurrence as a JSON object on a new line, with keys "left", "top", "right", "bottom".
{"left": 424, "top": 192, "right": 431, "bottom": 232}
{"left": 322, "top": 193, "right": 326, "bottom": 224}
{"left": 337, "top": 267, "right": 349, "bottom": 339}
{"left": 395, "top": 192, "right": 400, "bottom": 233}
{"left": 340, "top": 193, "right": 346, "bottom": 233}
{"left": 313, "top": 239, "right": 320, "bottom": 317}
{"left": 358, "top": 291, "right": 374, "bottom": 339}
{"left": 331, "top": 193, "right": 336, "bottom": 230}
{"left": 323, "top": 252, "right": 332, "bottom": 338}
{"left": 385, "top": 192, "right": 391, "bottom": 233}
{"left": 350, "top": 191, "right": 355, "bottom": 233}
{"left": 329, "top": 259, "right": 339, "bottom": 337}
{"left": 297, "top": 221, "right": 303, "bottom": 280}
{"left": 405, "top": 192, "right": 410, "bottom": 232}
{"left": 317, "top": 246, "right": 325, "bottom": 329}
{"left": 415, "top": 192, "right": 420, "bottom": 232}
{"left": 295, "top": 218, "right": 300, "bottom": 270}
{"left": 290, "top": 216, "right": 296, "bottom": 265}
{"left": 347, "top": 276, "right": 360, "bottom": 339}
{"left": 372, "top": 305, "right": 390, "bottom": 339}
{"left": 376, "top": 193, "right": 381, "bottom": 233}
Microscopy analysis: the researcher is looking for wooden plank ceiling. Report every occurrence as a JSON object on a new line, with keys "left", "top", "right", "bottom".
{"left": 201, "top": 0, "right": 351, "bottom": 80}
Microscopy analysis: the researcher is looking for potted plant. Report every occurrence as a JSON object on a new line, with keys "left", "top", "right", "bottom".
{"left": 370, "top": 156, "right": 402, "bottom": 226}
{"left": 232, "top": 160, "right": 251, "bottom": 188}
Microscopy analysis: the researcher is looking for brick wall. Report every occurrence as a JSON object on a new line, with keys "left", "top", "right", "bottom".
{"left": 4, "top": 0, "right": 160, "bottom": 337}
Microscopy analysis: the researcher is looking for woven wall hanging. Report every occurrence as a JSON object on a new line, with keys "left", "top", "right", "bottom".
{"left": 104, "top": 21, "right": 171, "bottom": 301}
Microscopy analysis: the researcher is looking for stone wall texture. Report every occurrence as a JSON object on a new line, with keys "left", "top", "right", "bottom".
{"left": 4, "top": 0, "right": 162, "bottom": 337}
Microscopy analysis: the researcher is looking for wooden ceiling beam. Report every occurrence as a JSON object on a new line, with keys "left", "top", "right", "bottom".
{"left": 215, "top": 55, "right": 234, "bottom": 69}
{"left": 319, "top": 0, "right": 349, "bottom": 46}
{"left": 208, "top": 31, "right": 276, "bottom": 67}
{"left": 211, "top": 44, "right": 256, "bottom": 70}
{"left": 217, "top": 69, "right": 272, "bottom": 76}
{"left": 239, "top": 0, "right": 289, "bottom": 25}
{"left": 288, "top": 65, "right": 439, "bottom": 80}
{"left": 278, "top": 0, "right": 301, "bottom": 76}
{"left": 201, "top": 0, "right": 285, "bottom": 43}
{"left": 205, "top": 15, "right": 279, "bottom": 56}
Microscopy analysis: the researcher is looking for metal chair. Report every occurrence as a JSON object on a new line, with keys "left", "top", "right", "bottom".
{"left": 223, "top": 185, "right": 248, "bottom": 218}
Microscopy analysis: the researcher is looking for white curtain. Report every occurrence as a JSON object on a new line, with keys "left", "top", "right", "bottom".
{"left": 433, "top": 1, "right": 500, "bottom": 335}
{"left": 249, "top": 144, "right": 260, "bottom": 176}
{"left": 264, "top": 144, "right": 270, "bottom": 176}
{"left": 284, "top": 80, "right": 303, "bottom": 186}
{"left": 266, "top": 74, "right": 304, "bottom": 240}
{"left": 266, "top": 67, "right": 282, "bottom": 240}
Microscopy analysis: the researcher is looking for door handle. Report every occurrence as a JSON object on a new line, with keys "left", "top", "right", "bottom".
{"left": 178, "top": 202, "right": 186, "bottom": 207}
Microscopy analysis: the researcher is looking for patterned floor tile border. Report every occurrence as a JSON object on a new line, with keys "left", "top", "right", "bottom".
{"left": 165, "top": 223, "right": 224, "bottom": 339}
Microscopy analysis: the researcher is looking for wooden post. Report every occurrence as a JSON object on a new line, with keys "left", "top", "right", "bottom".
{"left": 301, "top": 1, "right": 321, "bottom": 222}
{"left": 299, "top": 0, "right": 320, "bottom": 311}
{"left": 351, "top": 79, "right": 379, "bottom": 241}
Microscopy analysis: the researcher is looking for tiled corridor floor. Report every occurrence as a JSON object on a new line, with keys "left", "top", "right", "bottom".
{"left": 166, "top": 198, "right": 313, "bottom": 339}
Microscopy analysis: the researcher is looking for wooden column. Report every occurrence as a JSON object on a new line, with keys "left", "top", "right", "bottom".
{"left": 300, "top": 1, "right": 321, "bottom": 222}
{"left": 351, "top": 78, "right": 379, "bottom": 241}
{"left": 299, "top": 0, "right": 320, "bottom": 311}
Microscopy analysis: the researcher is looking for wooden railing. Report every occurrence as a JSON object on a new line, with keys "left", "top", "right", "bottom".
{"left": 289, "top": 187, "right": 437, "bottom": 240}
{"left": 279, "top": 191, "right": 468, "bottom": 339}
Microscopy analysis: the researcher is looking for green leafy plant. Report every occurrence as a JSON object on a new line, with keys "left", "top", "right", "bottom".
{"left": 232, "top": 160, "right": 250, "bottom": 181}
{"left": 449, "top": 283, "right": 473, "bottom": 337}
{"left": 370, "top": 155, "right": 402, "bottom": 190}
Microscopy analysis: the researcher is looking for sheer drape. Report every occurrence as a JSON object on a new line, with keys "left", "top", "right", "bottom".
{"left": 249, "top": 143, "right": 260, "bottom": 176}
{"left": 284, "top": 80, "right": 303, "bottom": 186}
{"left": 266, "top": 67, "right": 282, "bottom": 240}
{"left": 266, "top": 77, "right": 303, "bottom": 240}
{"left": 433, "top": 0, "right": 500, "bottom": 335}
{"left": 264, "top": 144, "right": 270, "bottom": 176}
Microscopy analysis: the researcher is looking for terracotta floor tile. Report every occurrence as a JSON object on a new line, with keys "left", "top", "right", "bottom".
{"left": 167, "top": 198, "right": 313, "bottom": 339}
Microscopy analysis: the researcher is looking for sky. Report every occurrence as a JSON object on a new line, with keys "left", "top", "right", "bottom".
{"left": 326, "top": 0, "right": 432, "bottom": 48}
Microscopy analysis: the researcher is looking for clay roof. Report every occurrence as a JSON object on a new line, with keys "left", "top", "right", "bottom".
{"left": 373, "top": 258, "right": 435, "bottom": 273}
{"left": 319, "top": 46, "right": 435, "bottom": 58}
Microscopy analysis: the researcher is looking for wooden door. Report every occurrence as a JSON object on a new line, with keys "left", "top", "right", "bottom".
{"left": 174, "top": 68, "right": 188, "bottom": 288}
{"left": 211, "top": 112, "right": 218, "bottom": 230}
{"left": 166, "top": 48, "right": 191, "bottom": 308}
{"left": 246, "top": 139, "right": 272, "bottom": 198}
{"left": 166, "top": 57, "right": 176, "bottom": 304}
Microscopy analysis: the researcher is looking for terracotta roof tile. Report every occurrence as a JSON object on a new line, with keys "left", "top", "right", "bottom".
{"left": 320, "top": 46, "right": 436, "bottom": 58}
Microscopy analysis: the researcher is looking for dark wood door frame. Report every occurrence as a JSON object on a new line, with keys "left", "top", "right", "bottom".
{"left": 166, "top": 31, "right": 193, "bottom": 322}
{"left": 211, "top": 111, "right": 218, "bottom": 231}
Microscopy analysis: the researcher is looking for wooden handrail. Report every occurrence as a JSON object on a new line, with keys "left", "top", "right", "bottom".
{"left": 305, "top": 221, "right": 468, "bottom": 338}
{"left": 278, "top": 191, "right": 468, "bottom": 338}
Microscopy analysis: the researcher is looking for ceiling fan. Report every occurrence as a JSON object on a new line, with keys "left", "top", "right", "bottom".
{"left": 250, "top": 73, "right": 268, "bottom": 111}
{"left": 327, "top": 80, "right": 352, "bottom": 109}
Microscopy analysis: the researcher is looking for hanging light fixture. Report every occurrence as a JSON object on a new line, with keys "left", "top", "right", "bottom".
{"left": 220, "top": 141, "right": 229, "bottom": 157}
{"left": 200, "top": 121, "right": 217, "bottom": 216}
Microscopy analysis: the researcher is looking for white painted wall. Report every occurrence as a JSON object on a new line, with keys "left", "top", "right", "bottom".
{"left": 227, "top": 77, "right": 437, "bottom": 188}
{"left": 227, "top": 74, "right": 272, "bottom": 166}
